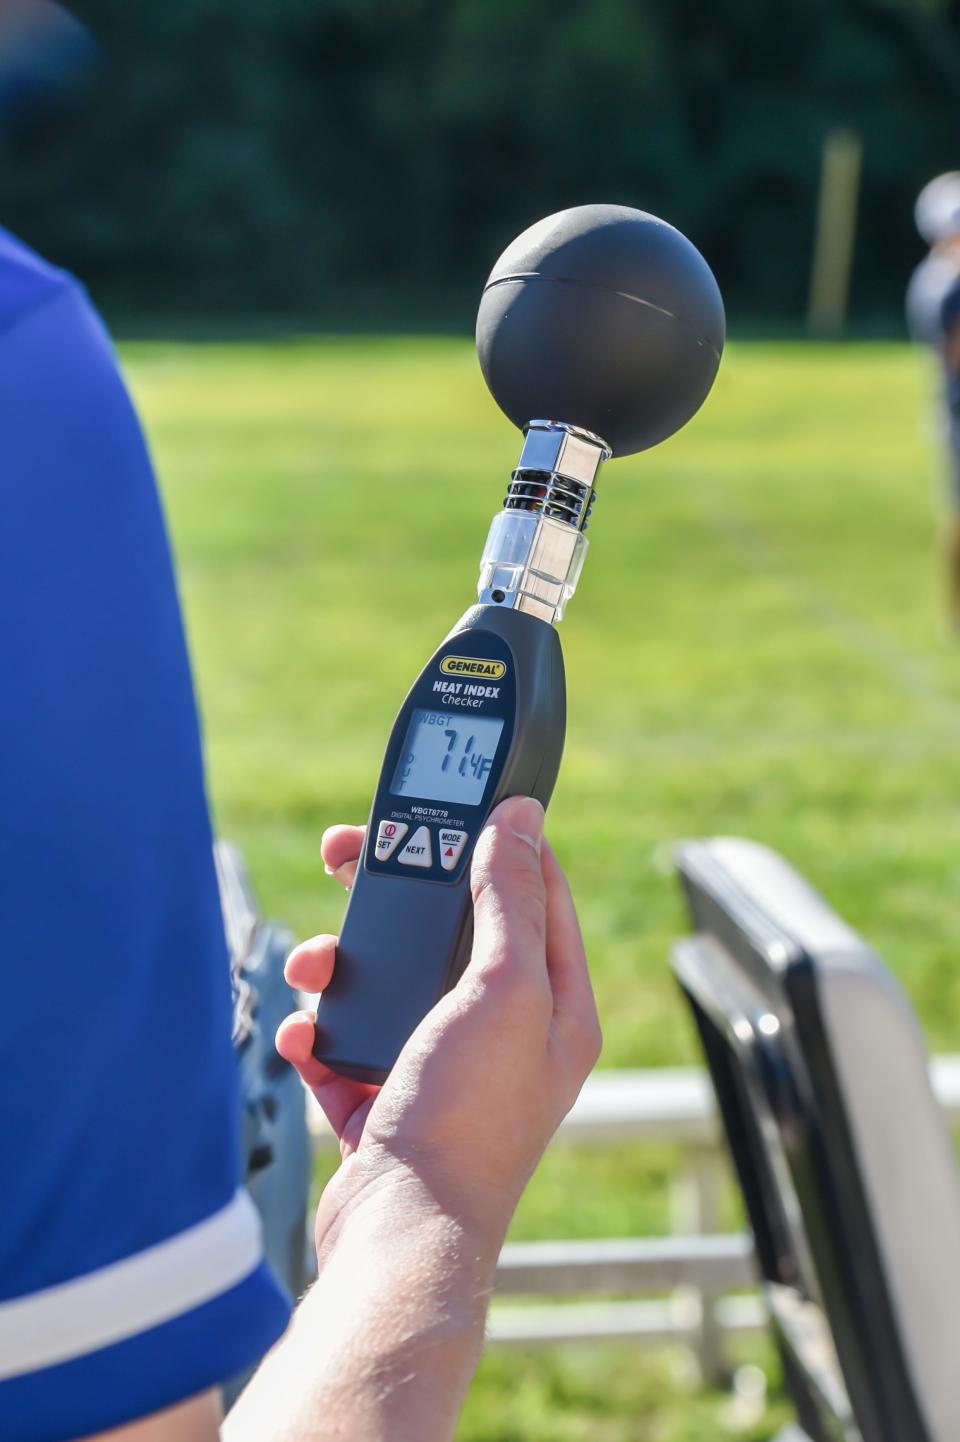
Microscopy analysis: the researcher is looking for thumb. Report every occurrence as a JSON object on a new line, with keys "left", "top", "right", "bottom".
{"left": 467, "top": 796, "right": 547, "bottom": 984}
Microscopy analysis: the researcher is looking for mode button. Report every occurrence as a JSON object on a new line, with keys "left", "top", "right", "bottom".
{"left": 438, "top": 829, "right": 468, "bottom": 871}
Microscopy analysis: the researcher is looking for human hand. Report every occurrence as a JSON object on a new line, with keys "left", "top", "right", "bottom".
{"left": 276, "top": 796, "right": 602, "bottom": 1261}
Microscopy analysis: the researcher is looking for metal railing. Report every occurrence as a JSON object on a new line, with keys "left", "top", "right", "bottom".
{"left": 306, "top": 1059, "right": 960, "bottom": 1378}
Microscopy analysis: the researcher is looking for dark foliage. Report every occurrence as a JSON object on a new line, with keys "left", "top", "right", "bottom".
{"left": 3, "top": 0, "right": 960, "bottom": 323}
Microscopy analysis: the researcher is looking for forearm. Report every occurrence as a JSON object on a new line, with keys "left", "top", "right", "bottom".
{"left": 225, "top": 1178, "right": 498, "bottom": 1442}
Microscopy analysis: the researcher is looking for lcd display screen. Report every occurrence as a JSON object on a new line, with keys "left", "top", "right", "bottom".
{"left": 390, "top": 710, "right": 504, "bottom": 806}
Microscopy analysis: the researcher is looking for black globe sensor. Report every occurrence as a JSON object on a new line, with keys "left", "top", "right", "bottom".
{"left": 314, "top": 205, "right": 724, "bottom": 1082}
{"left": 477, "top": 204, "right": 724, "bottom": 455}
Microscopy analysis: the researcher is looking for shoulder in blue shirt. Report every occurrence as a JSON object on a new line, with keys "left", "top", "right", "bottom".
{"left": 0, "top": 225, "right": 72, "bottom": 333}
{"left": 0, "top": 230, "right": 289, "bottom": 1442}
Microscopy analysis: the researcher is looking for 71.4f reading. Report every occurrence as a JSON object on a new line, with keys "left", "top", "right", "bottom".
{"left": 389, "top": 709, "right": 504, "bottom": 807}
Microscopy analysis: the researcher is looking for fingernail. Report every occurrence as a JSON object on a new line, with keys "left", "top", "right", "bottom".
{"left": 510, "top": 796, "right": 545, "bottom": 851}
{"left": 323, "top": 864, "right": 335, "bottom": 877}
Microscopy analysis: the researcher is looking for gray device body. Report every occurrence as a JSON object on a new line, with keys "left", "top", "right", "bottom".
{"left": 313, "top": 602, "right": 565, "bottom": 1082}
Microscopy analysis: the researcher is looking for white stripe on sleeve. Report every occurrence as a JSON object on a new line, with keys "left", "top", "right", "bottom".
{"left": 0, "top": 1189, "right": 264, "bottom": 1380}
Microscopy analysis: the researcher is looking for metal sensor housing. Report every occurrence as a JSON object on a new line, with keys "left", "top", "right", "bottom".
{"left": 477, "top": 420, "right": 610, "bottom": 624}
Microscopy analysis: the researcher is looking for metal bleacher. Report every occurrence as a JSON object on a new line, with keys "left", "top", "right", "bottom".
{"left": 672, "top": 836, "right": 960, "bottom": 1442}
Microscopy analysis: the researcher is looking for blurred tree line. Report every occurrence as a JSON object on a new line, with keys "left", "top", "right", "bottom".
{"left": 4, "top": 0, "right": 960, "bottom": 326}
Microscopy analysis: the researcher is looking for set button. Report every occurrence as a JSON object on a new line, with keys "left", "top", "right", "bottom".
{"left": 374, "top": 819, "right": 408, "bottom": 860}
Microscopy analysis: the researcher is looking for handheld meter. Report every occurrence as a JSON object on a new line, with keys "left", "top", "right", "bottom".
{"left": 314, "top": 204, "right": 725, "bottom": 1082}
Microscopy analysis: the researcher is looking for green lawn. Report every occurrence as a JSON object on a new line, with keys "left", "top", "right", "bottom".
{"left": 124, "top": 336, "right": 958, "bottom": 1440}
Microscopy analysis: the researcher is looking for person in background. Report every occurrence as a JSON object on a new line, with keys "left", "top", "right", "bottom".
{"left": 906, "top": 171, "right": 960, "bottom": 630}
{"left": 0, "top": 223, "right": 601, "bottom": 1442}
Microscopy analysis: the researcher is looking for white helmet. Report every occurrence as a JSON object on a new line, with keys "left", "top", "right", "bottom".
{"left": 915, "top": 172, "right": 960, "bottom": 243}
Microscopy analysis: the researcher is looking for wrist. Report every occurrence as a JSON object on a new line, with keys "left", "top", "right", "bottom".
{"left": 294, "top": 1158, "right": 500, "bottom": 1439}
{"left": 315, "top": 1198, "right": 495, "bottom": 1349}
{"left": 230, "top": 1169, "right": 497, "bottom": 1442}
{"left": 316, "top": 1144, "right": 511, "bottom": 1273}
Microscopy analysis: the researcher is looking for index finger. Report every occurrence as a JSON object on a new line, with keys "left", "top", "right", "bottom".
{"left": 321, "top": 824, "right": 366, "bottom": 886}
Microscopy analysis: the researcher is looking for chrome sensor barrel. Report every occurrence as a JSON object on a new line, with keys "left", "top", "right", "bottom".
{"left": 477, "top": 420, "right": 610, "bottom": 624}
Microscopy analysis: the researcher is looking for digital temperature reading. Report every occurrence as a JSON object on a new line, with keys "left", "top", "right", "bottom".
{"left": 390, "top": 710, "right": 504, "bottom": 806}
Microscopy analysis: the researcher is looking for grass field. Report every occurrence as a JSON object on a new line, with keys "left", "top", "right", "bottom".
{"left": 124, "top": 336, "right": 960, "bottom": 1439}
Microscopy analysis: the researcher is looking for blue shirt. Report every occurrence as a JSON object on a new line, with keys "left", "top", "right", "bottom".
{"left": 0, "top": 228, "right": 290, "bottom": 1440}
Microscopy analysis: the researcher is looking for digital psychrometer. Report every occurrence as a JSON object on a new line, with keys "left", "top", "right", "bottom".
{"left": 314, "top": 203, "right": 725, "bottom": 1083}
